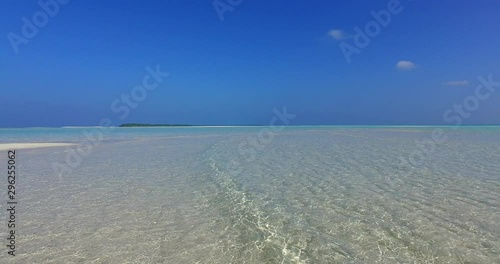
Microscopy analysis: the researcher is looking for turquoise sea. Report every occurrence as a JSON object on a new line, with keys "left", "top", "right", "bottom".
{"left": 0, "top": 126, "right": 499, "bottom": 263}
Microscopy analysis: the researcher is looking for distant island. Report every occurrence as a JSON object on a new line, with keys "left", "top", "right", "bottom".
{"left": 119, "top": 123, "right": 193, "bottom": 127}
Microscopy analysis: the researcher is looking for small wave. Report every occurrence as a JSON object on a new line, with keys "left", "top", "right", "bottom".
{"left": 200, "top": 143, "right": 311, "bottom": 263}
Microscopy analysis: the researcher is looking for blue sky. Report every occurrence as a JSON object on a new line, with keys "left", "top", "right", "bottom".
{"left": 1, "top": 0, "right": 500, "bottom": 127}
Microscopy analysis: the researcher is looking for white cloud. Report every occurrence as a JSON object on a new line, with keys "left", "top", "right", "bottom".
{"left": 444, "top": 80, "right": 469, "bottom": 86}
{"left": 327, "top": 29, "right": 345, "bottom": 40}
{"left": 396, "top": 60, "right": 416, "bottom": 70}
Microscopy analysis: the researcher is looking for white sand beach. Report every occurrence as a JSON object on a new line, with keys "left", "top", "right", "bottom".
{"left": 0, "top": 143, "right": 76, "bottom": 151}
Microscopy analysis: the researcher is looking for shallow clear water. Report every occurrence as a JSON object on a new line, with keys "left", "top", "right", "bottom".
{"left": 0, "top": 126, "right": 499, "bottom": 263}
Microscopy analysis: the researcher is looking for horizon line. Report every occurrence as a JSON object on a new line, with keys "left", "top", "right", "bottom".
{"left": 1, "top": 124, "right": 500, "bottom": 129}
